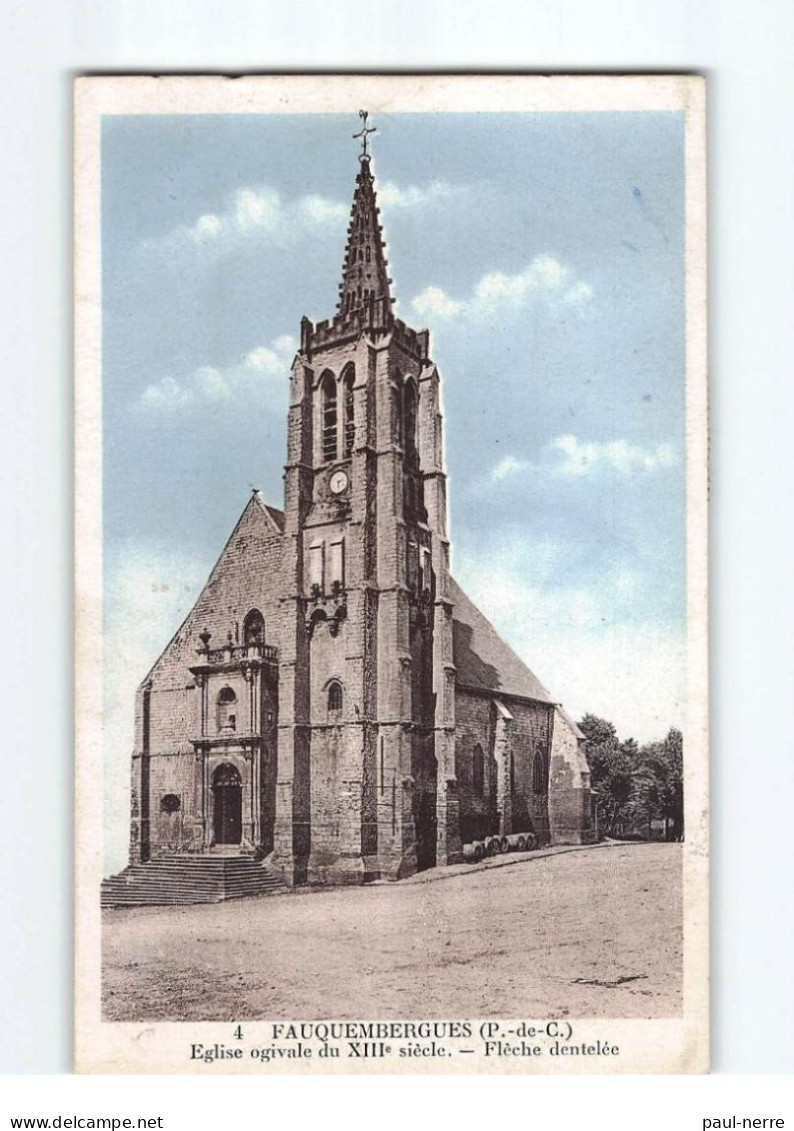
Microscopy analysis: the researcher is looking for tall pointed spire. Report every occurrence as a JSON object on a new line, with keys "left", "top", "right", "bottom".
{"left": 301, "top": 112, "right": 429, "bottom": 360}
{"left": 337, "top": 113, "right": 393, "bottom": 320}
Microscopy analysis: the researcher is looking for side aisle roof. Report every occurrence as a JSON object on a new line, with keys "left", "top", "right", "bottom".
{"left": 449, "top": 576, "right": 555, "bottom": 706}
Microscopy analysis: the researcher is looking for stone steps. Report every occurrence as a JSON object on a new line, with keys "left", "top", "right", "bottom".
{"left": 101, "top": 854, "right": 287, "bottom": 907}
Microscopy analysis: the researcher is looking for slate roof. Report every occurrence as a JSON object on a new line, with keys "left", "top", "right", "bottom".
{"left": 265, "top": 504, "right": 285, "bottom": 531}
{"left": 449, "top": 576, "right": 555, "bottom": 706}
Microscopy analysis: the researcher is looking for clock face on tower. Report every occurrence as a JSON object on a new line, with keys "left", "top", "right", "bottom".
{"left": 329, "top": 469, "right": 349, "bottom": 496}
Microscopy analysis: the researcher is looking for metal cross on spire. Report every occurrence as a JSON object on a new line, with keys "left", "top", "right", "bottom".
{"left": 353, "top": 109, "right": 376, "bottom": 160}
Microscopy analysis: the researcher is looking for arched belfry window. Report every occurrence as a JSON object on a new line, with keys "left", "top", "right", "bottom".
{"left": 327, "top": 680, "right": 343, "bottom": 714}
{"left": 343, "top": 366, "right": 355, "bottom": 457}
{"left": 217, "top": 687, "right": 237, "bottom": 732}
{"left": 393, "top": 377, "right": 404, "bottom": 447}
{"left": 533, "top": 748, "right": 547, "bottom": 793}
{"left": 472, "top": 744, "right": 485, "bottom": 797}
{"left": 403, "top": 380, "right": 418, "bottom": 464}
{"left": 321, "top": 371, "right": 338, "bottom": 463}
{"left": 243, "top": 608, "right": 264, "bottom": 648}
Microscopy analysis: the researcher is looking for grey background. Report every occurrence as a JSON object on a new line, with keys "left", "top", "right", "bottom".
{"left": 1, "top": 0, "right": 793, "bottom": 1075}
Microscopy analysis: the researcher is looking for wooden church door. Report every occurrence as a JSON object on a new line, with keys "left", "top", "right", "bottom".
{"left": 212, "top": 763, "right": 242, "bottom": 845}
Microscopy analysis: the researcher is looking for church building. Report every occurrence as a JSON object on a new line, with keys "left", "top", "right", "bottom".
{"left": 103, "top": 124, "right": 595, "bottom": 905}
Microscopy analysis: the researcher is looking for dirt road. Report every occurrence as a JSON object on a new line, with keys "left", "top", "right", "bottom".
{"left": 102, "top": 842, "right": 681, "bottom": 1022}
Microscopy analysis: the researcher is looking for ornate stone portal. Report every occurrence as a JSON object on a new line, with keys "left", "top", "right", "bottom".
{"left": 189, "top": 634, "right": 279, "bottom": 856}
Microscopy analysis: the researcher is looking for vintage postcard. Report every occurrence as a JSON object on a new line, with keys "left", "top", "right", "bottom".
{"left": 75, "top": 74, "right": 707, "bottom": 1074}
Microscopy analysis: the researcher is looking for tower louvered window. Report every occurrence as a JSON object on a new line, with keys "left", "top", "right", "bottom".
{"left": 321, "top": 372, "right": 338, "bottom": 463}
{"left": 403, "top": 380, "right": 418, "bottom": 464}
{"left": 343, "top": 367, "right": 355, "bottom": 456}
{"left": 329, "top": 539, "right": 345, "bottom": 590}
{"left": 393, "top": 382, "right": 403, "bottom": 446}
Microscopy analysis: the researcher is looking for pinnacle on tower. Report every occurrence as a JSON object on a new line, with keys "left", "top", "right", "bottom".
{"left": 337, "top": 113, "right": 394, "bottom": 319}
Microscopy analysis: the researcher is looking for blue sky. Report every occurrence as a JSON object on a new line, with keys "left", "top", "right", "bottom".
{"left": 102, "top": 111, "right": 685, "bottom": 865}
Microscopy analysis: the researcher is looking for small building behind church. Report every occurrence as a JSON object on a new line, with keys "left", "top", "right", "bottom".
{"left": 103, "top": 133, "right": 595, "bottom": 906}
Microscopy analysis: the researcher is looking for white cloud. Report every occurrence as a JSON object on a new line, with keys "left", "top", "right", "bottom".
{"left": 549, "top": 434, "right": 677, "bottom": 478}
{"left": 411, "top": 285, "right": 464, "bottom": 319}
{"left": 138, "top": 334, "right": 296, "bottom": 414}
{"left": 152, "top": 179, "right": 455, "bottom": 256}
{"left": 410, "top": 254, "right": 593, "bottom": 322}
{"left": 297, "top": 193, "right": 349, "bottom": 225}
{"left": 454, "top": 533, "right": 685, "bottom": 744}
{"left": 484, "top": 436, "right": 676, "bottom": 489}
{"left": 147, "top": 187, "right": 346, "bottom": 255}
{"left": 564, "top": 280, "right": 595, "bottom": 306}
{"left": 194, "top": 213, "right": 222, "bottom": 238}
{"left": 377, "top": 180, "right": 455, "bottom": 210}
{"left": 491, "top": 455, "right": 528, "bottom": 482}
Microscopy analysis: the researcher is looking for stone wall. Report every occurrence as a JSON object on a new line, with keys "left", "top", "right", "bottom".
{"left": 548, "top": 707, "right": 596, "bottom": 845}
{"left": 454, "top": 691, "right": 495, "bottom": 843}
{"left": 454, "top": 690, "right": 555, "bottom": 845}
{"left": 509, "top": 699, "right": 554, "bottom": 844}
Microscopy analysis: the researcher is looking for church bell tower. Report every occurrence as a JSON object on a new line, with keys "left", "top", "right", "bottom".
{"left": 271, "top": 114, "right": 462, "bottom": 885}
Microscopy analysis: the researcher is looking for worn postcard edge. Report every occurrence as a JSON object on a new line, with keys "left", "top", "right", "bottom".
{"left": 73, "top": 73, "right": 708, "bottom": 1075}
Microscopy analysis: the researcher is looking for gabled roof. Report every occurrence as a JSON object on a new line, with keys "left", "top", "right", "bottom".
{"left": 243, "top": 490, "right": 284, "bottom": 534}
{"left": 138, "top": 491, "right": 283, "bottom": 689}
{"left": 449, "top": 576, "right": 555, "bottom": 706}
{"left": 264, "top": 503, "right": 285, "bottom": 531}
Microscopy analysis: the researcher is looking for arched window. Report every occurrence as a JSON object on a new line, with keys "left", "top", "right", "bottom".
{"left": 327, "top": 680, "right": 343, "bottom": 713}
{"left": 403, "top": 380, "right": 418, "bottom": 463}
{"left": 217, "top": 686, "right": 237, "bottom": 732}
{"left": 243, "top": 608, "right": 264, "bottom": 648}
{"left": 343, "top": 366, "right": 355, "bottom": 457}
{"left": 472, "top": 744, "right": 485, "bottom": 797}
{"left": 321, "top": 371, "right": 338, "bottom": 463}
{"left": 533, "top": 749, "right": 547, "bottom": 793}
{"left": 393, "top": 380, "right": 403, "bottom": 446}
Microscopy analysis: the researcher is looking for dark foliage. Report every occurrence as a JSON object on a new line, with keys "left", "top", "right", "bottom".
{"left": 578, "top": 714, "right": 684, "bottom": 841}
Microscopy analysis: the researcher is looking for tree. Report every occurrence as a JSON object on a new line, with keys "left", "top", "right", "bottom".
{"left": 640, "top": 728, "right": 684, "bottom": 841}
{"left": 579, "top": 715, "right": 636, "bottom": 836}
{"left": 578, "top": 716, "right": 684, "bottom": 841}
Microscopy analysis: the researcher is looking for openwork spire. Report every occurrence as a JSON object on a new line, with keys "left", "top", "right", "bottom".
{"left": 337, "top": 112, "right": 393, "bottom": 319}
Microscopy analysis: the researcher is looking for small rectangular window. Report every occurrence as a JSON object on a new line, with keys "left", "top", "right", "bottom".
{"left": 329, "top": 539, "right": 345, "bottom": 588}
{"left": 309, "top": 542, "right": 324, "bottom": 592}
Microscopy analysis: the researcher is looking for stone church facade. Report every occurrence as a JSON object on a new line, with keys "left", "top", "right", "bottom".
{"left": 110, "top": 145, "right": 595, "bottom": 899}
